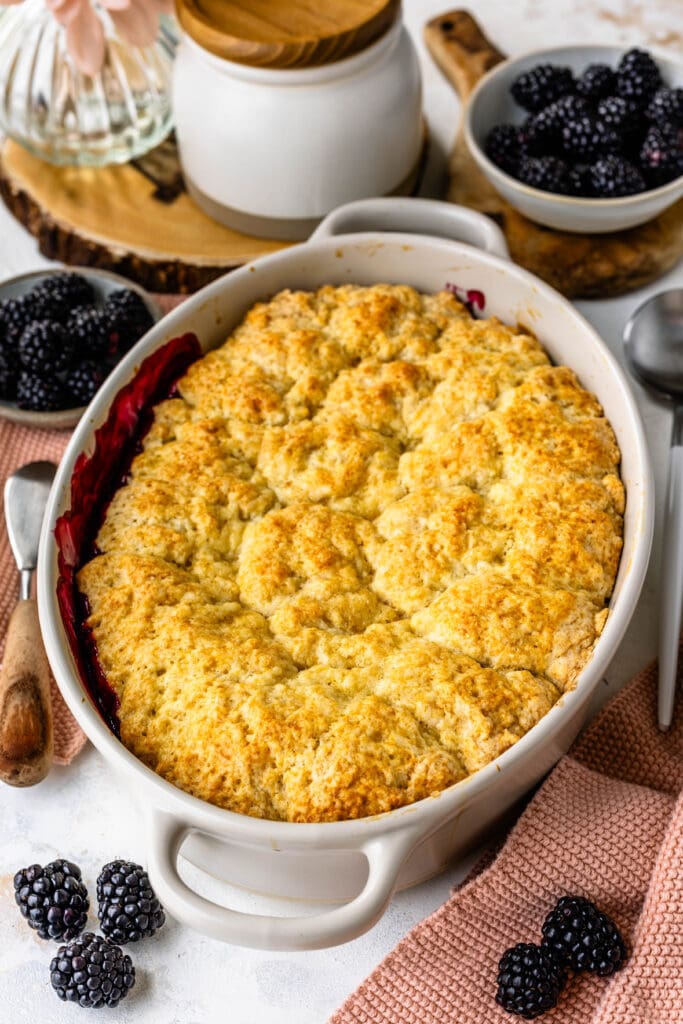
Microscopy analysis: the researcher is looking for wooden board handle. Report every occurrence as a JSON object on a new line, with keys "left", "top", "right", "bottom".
{"left": 0, "top": 599, "right": 54, "bottom": 787}
{"left": 424, "top": 9, "right": 505, "bottom": 100}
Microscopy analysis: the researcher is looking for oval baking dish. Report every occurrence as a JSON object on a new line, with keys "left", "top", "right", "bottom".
{"left": 38, "top": 198, "right": 654, "bottom": 952}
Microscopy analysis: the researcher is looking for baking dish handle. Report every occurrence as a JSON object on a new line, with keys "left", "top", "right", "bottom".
{"left": 145, "top": 810, "right": 421, "bottom": 951}
{"left": 310, "top": 196, "right": 509, "bottom": 258}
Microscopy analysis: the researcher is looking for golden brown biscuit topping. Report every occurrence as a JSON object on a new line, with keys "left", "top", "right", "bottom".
{"left": 78, "top": 285, "right": 623, "bottom": 822}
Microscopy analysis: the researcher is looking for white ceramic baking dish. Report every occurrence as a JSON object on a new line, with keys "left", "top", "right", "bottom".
{"left": 38, "top": 198, "right": 654, "bottom": 952}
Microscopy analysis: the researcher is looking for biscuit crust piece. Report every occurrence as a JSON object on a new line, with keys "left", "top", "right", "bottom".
{"left": 78, "top": 285, "right": 624, "bottom": 822}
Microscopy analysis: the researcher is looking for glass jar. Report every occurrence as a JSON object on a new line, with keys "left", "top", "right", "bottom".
{"left": 0, "top": 0, "right": 176, "bottom": 166}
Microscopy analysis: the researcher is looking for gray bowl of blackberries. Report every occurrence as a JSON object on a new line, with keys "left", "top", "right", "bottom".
{"left": 0, "top": 268, "right": 161, "bottom": 429}
{"left": 465, "top": 45, "right": 683, "bottom": 232}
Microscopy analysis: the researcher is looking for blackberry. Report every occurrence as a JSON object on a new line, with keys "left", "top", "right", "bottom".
{"left": 576, "top": 63, "right": 616, "bottom": 101}
{"left": 639, "top": 123, "right": 683, "bottom": 186}
{"left": 561, "top": 115, "right": 619, "bottom": 161}
{"left": 41, "top": 271, "right": 95, "bottom": 309}
{"left": 0, "top": 295, "right": 31, "bottom": 342}
{"left": 66, "top": 306, "right": 111, "bottom": 359}
{"left": 518, "top": 155, "right": 569, "bottom": 194}
{"left": 549, "top": 94, "right": 591, "bottom": 121}
{"left": 590, "top": 154, "right": 645, "bottom": 197}
{"left": 67, "top": 361, "right": 107, "bottom": 406}
{"left": 484, "top": 124, "right": 522, "bottom": 173}
{"left": 521, "top": 96, "right": 592, "bottom": 156}
{"left": 16, "top": 370, "right": 69, "bottom": 411}
{"left": 496, "top": 943, "right": 567, "bottom": 1019}
{"left": 541, "top": 895, "right": 627, "bottom": 976}
{"left": 520, "top": 111, "right": 562, "bottom": 157}
{"left": 50, "top": 932, "right": 135, "bottom": 1009}
{"left": 22, "top": 283, "right": 71, "bottom": 324}
{"left": 567, "top": 163, "right": 593, "bottom": 197}
{"left": 511, "top": 63, "right": 575, "bottom": 113}
{"left": 18, "top": 320, "right": 74, "bottom": 374}
{"left": 96, "top": 859, "right": 165, "bottom": 944}
{"left": 103, "top": 289, "right": 154, "bottom": 356}
{"left": 646, "top": 87, "right": 683, "bottom": 127}
{"left": 14, "top": 860, "right": 89, "bottom": 941}
{"left": 596, "top": 95, "right": 646, "bottom": 150}
{"left": 616, "top": 48, "right": 662, "bottom": 107}
{"left": 0, "top": 349, "right": 19, "bottom": 400}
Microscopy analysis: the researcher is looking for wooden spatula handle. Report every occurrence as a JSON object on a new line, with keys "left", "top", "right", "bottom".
{"left": 0, "top": 599, "right": 53, "bottom": 786}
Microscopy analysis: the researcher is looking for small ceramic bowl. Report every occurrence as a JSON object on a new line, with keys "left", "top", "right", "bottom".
{"left": 465, "top": 44, "right": 683, "bottom": 233}
{"left": 0, "top": 267, "right": 161, "bottom": 430}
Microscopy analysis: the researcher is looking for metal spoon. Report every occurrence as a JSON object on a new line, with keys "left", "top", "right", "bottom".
{"left": 624, "top": 289, "right": 683, "bottom": 731}
{"left": 0, "top": 461, "right": 56, "bottom": 785}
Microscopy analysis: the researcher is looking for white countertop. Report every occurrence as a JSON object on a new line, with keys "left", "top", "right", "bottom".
{"left": 1, "top": 2, "right": 682, "bottom": 1021}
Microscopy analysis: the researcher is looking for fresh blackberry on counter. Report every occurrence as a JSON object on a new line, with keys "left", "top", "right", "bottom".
{"left": 616, "top": 48, "right": 662, "bottom": 106}
{"left": 0, "top": 349, "right": 19, "bottom": 400}
{"left": 50, "top": 932, "right": 135, "bottom": 1009}
{"left": 18, "top": 320, "right": 74, "bottom": 374}
{"left": 14, "top": 860, "right": 89, "bottom": 941}
{"left": 639, "top": 123, "right": 683, "bottom": 186}
{"left": 518, "top": 155, "right": 569, "bottom": 193}
{"left": 96, "top": 859, "right": 165, "bottom": 944}
{"left": 484, "top": 124, "right": 522, "bottom": 173}
{"left": 576, "top": 63, "right": 616, "bottom": 101}
{"left": 511, "top": 63, "right": 575, "bottom": 113}
{"left": 16, "top": 370, "right": 69, "bottom": 411}
{"left": 41, "top": 271, "right": 95, "bottom": 309}
{"left": 103, "top": 289, "right": 154, "bottom": 355}
{"left": 496, "top": 943, "right": 567, "bottom": 1019}
{"left": 561, "top": 115, "right": 619, "bottom": 161}
{"left": 541, "top": 895, "right": 627, "bottom": 976}
{"left": 66, "top": 306, "right": 111, "bottom": 358}
{"left": 590, "top": 154, "right": 645, "bottom": 197}
{"left": 646, "top": 87, "right": 683, "bottom": 127}
{"left": 67, "top": 360, "right": 107, "bottom": 405}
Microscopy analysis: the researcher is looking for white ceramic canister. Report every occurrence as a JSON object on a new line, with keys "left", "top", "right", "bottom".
{"left": 172, "top": 0, "right": 423, "bottom": 239}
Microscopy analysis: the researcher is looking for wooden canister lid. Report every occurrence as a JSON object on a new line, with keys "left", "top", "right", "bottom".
{"left": 175, "top": 0, "right": 401, "bottom": 69}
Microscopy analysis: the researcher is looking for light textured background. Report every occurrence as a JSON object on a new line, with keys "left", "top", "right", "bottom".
{"left": 1, "top": 2, "right": 683, "bottom": 1022}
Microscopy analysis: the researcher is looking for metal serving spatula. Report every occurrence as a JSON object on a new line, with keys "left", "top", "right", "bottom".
{"left": 0, "top": 461, "right": 56, "bottom": 786}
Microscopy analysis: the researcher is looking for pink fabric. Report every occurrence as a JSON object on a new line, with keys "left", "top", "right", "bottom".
{"left": 0, "top": 419, "right": 81, "bottom": 764}
{"left": 0, "top": 292, "right": 183, "bottom": 765}
{"left": 330, "top": 656, "right": 683, "bottom": 1024}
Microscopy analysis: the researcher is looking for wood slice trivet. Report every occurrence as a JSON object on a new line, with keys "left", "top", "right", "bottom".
{"left": 424, "top": 10, "right": 683, "bottom": 299}
{"left": 0, "top": 137, "right": 287, "bottom": 294}
{"left": 0, "top": 128, "right": 428, "bottom": 294}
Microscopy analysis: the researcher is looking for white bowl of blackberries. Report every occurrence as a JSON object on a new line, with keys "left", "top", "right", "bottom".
{"left": 465, "top": 45, "right": 683, "bottom": 233}
{"left": 0, "top": 268, "right": 160, "bottom": 429}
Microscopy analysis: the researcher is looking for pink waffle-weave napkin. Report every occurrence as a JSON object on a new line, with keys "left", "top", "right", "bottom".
{"left": 330, "top": 654, "right": 683, "bottom": 1024}
{"left": 0, "top": 292, "right": 185, "bottom": 765}
{"left": 0, "top": 419, "right": 80, "bottom": 764}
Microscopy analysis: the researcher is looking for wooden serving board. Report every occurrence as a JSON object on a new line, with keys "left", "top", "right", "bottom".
{"left": 424, "top": 10, "right": 683, "bottom": 299}
{"left": 0, "top": 127, "right": 428, "bottom": 295}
